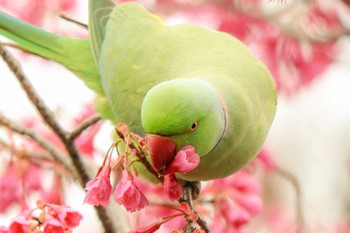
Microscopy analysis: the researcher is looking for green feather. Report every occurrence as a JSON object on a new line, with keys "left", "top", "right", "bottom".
{"left": 88, "top": 0, "right": 115, "bottom": 66}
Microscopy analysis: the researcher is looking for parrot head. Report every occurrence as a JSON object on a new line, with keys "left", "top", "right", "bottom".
{"left": 141, "top": 79, "right": 227, "bottom": 174}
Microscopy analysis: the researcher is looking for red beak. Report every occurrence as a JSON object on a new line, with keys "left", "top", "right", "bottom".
{"left": 146, "top": 134, "right": 176, "bottom": 173}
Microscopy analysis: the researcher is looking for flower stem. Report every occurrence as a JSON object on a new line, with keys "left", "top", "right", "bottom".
{"left": 115, "top": 128, "right": 163, "bottom": 183}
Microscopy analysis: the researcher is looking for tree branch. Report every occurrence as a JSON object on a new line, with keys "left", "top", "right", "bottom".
{"left": 67, "top": 115, "right": 102, "bottom": 141}
{"left": 181, "top": 182, "right": 210, "bottom": 233}
{"left": 60, "top": 14, "right": 88, "bottom": 29}
{"left": 0, "top": 113, "right": 75, "bottom": 176}
{"left": 0, "top": 45, "right": 118, "bottom": 233}
{"left": 0, "top": 45, "right": 89, "bottom": 184}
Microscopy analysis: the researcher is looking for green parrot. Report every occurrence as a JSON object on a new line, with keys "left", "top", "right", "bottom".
{"left": 0, "top": 1, "right": 277, "bottom": 181}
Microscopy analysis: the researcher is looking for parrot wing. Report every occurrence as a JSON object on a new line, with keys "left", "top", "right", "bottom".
{"left": 88, "top": 0, "right": 115, "bottom": 66}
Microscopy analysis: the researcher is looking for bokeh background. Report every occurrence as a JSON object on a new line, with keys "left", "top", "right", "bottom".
{"left": 1, "top": 0, "right": 350, "bottom": 232}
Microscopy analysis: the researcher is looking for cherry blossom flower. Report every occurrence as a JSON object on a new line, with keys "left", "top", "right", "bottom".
{"left": 0, "top": 163, "right": 25, "bottom": 213}
{"left": 2, "top": 201, "right": 82, "bottom": 233}
{"left": 0, "top": 226, "right": 9, "bottom": 233}
{"left": 217, "top": 198, "right": 251, "bottom": 230}
{"left": 163, "top": 174, "right": 182, "bottom": 201}
{"left": 48, "top": 204, "right": 83, "bottom": 228}
{"left": 84, "top": 164, "right": 113, "bottom": 207}
{"left": 114, "top": 172, "right": 149, "bottom": 212}
{"left": 43, "top": 218, "right": 65, "bottom": 233}
{"left": 256, "top": 149, "right": 277, "bottom": 172}
{"left": 74, "top": 105, "right": 102, "bottom": 158}
{"left": 0, "top": 0, "right": 78, "bottom": 26}
{"left": 42, "top": 175, "right": 63, "bottom": 205}
{"left": 8, "top": 212, "right": 31, "bottom": 233}
{"left": 162, "top": 146, "right": 200, "bottom": 175}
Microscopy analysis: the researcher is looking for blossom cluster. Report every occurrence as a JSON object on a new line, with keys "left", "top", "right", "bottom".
{"left": 202, "top": 170, "right": 262, "bottom": 232}
{"left": 0, "top": 200, "right": 82, "bottom": 233}
{"left": 83, "top": 123, "right": 200, "bottom": 212}
{"left": 126, "top": 166, "right": 264, "bottom": 232}
{"left": 0, "top": 105, "right": 102, "bottom": 215}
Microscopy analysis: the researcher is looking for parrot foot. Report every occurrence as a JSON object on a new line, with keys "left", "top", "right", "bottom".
{"left": 183, "top": 181, "right": 201, "bottom": 201}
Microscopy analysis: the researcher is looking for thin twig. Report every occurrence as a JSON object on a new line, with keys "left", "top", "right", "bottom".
{"left": 60, "top": 14, "right": 88, "bottom": 29}
{"left": 0, "top": 45, "right": 89, "bottom": 184}
{"left": 181, "top": 182, "right": 210, "bottom": 233}
{"left": 0, "top": 113, "right": 75, "bottom": 175}
{"left": 0, "top": 139, "right": 75, "bottom": 177}
{"left": 117, "top": 127, "right": 210, "bottom": 232}
{"left": 116, "top": 128, "right": 162, "bottom": 182}
{"left": 67, "top": 115, "right": 102, "bottom": 140}
{"left": 183, "top": 184, "right": 195, "bottom": 232}
{"left": 0, "top": 42, "right": 23, "bottom": 50}
{"left": 0, "top": 45, "right": 118, "bottom": 233}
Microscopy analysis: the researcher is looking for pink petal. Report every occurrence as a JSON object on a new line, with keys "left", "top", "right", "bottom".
{"left": 114, "top": 178, "right": 149, "bottom": 212}
{"left": 233, "top": 193, "right": 262, "bottom": 216}
{"left": 9, "top": 211, "right": 29, "bottom": 233}
{"left": 163, "top": 174, "right": 182, "bottom": 201}
{"left": 22, "top": 163, "right": 43, "bottom": 191}
{"left": 43, "top": 218, "right": 65, "bottom": 233}
{"left": 49, "top": 204, "right": 83, "bottom": 228}
{"left": 0, "top": 226, "right": 9, "bottom": 233}
{"left": 42, "top": 175, "right": 63, "bottom": 205}
{"left": 84, "top": 165, "right": 112, "bottom": 207}
{"left": 163, "top": 146, "right": 200, "bottom": 175}
{"left": 0, "top": 165, "right": 22, "bottom": 213}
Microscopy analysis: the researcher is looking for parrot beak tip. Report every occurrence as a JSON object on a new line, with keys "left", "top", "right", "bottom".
{"left": 146, "top": 134, "right": 176, "bottom": 173}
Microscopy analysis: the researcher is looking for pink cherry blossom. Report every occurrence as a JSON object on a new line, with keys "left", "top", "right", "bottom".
{"left": 1, "top": 201, "right": 82, "bottom": 233}
{"left": 21, "top": 163, "right": 43, "bottom": 192}
{"left": 114, "top": 172, "right": 149, "bottom": 212}
{"left": 0, "top": 226, "right": 9, "bottom": 233}
{"left": 0, "top": 163, "right": 25, "bottom": 213}
{"left": 84, "top": 164, "right": 112, "bottom": 207}
{"left": 48, "top": 204, "right": 83, "bottom": 228}
{"left": 216, "top": 198, "right": 251, "bottom": 230}
{"left": 43, "top": 218, "right": 65, "bottom": 233}
{"left": 42, "top": 175, "right": 63, "bottom": 205}
{"left": 163, "top": 146, "right": 200, "bottom": 175}
{"left": 256, "top": 148, "right": 277, "bottom": 172}
{"left": 0, "top": 0, "right": 78, "bottom": 26}
{"left": 233, "top": 192, "right": 262, "bottom": 216}
{"left": 163, "top": 174, "right": 182, "bottom": 201}
{"left": 74, "top": 105, "right": 102, "bottom": 158}
{"left": 8, "top": 213, "right": 31, "bottom": 233}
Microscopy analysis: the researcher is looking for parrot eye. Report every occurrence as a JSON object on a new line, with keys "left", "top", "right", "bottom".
{"left": 189, "top": 121, "right": 199, "bottom": 133}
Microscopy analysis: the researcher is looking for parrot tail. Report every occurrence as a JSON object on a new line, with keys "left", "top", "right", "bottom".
{"left": 0, "top": 12, "right": 103, "bottom": 94}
